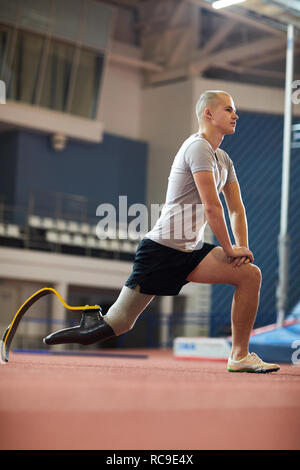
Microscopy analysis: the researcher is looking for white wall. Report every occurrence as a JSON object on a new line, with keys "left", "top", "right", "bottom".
{"left": 140, "top": 79, "right": 194, "bottom": 205}
{"left": 99, "top": 60, "right": 143, "bottom": 140}
{"left": 0, "top": 247, "right": 132, "bottom": 290}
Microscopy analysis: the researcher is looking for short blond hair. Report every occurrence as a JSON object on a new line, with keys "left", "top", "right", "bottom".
{"left": 196, "top": 90, "right": 230, "bottom": 123}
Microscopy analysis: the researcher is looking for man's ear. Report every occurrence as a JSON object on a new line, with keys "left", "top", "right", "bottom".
{"left": 203, "top": 107, "right": 212, "bottom": 121}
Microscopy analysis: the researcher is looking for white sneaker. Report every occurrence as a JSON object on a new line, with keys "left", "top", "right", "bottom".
{"left": 227, "top": 352, "right": 280, "bottom": 373}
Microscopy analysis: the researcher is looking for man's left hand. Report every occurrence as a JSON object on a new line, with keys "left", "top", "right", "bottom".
{"left": 227, "top": 256, "right": 251, "bottom": 267}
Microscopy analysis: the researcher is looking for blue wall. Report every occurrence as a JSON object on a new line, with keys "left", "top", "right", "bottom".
{"left": 210, "top": 111, "right": 300, "bottom": 335}
{"left": 0, "top": 131, "right": 18, "bottom": 207}
{"left": 0, "top": 130, "right": 148, "bottom": 221}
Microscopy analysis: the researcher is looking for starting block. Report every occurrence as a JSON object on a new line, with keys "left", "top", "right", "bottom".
{"left": 173, "top": 336, "right": 231, "bottom": 361}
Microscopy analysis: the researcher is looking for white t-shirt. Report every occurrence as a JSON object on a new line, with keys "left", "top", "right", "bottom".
{"left": 146, "top": 133, "right": 237, "bottom": 252}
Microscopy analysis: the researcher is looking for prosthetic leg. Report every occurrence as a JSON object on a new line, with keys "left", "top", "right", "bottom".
{"left": 1, "top": 285, "right": 154, "bottom": 363}
{"left": 44, "top": 286, "right": 154, "bottom": 345}
{"left": 43, "top": 309, "right": 115, "bottom": 346}
{"left": 0, "top": 287, "right": 108, "bottom": 363}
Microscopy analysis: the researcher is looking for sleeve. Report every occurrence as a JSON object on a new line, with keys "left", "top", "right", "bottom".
{"left": 225, "top": 154, "right": 237, "bottom": 184}
{"left": 184, "top": 140, "right": 216, "bottom": 174}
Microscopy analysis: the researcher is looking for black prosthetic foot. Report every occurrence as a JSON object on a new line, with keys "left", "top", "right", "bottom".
{"left": 43, "top": 308, "right": 116, "bottom": 346}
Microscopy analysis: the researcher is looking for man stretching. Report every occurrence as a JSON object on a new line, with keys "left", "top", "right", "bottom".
{"left": 44, "top": 90, "right": 280, "bottom": 373}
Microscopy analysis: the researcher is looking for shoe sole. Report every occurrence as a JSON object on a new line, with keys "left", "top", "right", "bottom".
{"left": 227, "top": 367, "right": 280, "bottom": 373}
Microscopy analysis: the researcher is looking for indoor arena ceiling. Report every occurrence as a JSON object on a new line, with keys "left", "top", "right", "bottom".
{"left": 100, "top": 0, "right": 300, "bottom": 88}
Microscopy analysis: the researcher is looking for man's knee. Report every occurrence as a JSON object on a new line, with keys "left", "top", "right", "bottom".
{"left": 104, "top": 307, "right": 135, "bottom": 336}
{"left": 241, "top": 263, "right": 262, "bottom": 286}
{"left": 103, "top": 286, "right": 154, "bottom": 336}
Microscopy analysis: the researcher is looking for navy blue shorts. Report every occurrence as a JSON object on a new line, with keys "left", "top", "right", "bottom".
{"left": 125, "top": 238, "right": 216, "bottom": 296}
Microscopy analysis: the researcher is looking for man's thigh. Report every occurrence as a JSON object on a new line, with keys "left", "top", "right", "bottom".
{"left": 186, "top": 246, "right": 259, "bottom": 286}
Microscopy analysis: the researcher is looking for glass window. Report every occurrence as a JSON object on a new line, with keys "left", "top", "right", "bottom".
{"left": 0, "top": 0, "right": 19, "bottom": 24}
{"left": 52, "top": 0, "right": 82, "bottom": 42}
{"left": 7, "top": 29, "right": 44, "bottom": 104}
{"left": 19, "top": 0, "right": 51, "bottom": 34}
{"left": 82, "top": 1, "right": 113, "bottom": 50}
{"left": 69, "top": 48, "right": 104, "bottom": 119}
{"left": 39, "top": 39, "right": 75, "bottom": 112}
{"left": 0, "top": 24, "right": 12, "bottom": 82}
{"left": 0, "top": 24, "right": 104, "bottom": 119}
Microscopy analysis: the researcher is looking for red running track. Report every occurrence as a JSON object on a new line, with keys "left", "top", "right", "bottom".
{"left": 1, "top": 349, "right": 300, "bottom": 450}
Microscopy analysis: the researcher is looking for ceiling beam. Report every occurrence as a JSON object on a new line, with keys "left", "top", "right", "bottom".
{"left": 200, "top": 20, "right": 237, "bottom": 55}
{"left": 185, "top": 0, "right": 285, "bottom": 36}
{"left": 169, "top": 0, "right": 188, "bottom": 27}
{"left": 214, "top": 62, "right": 285, "bottom": 79}
{"left": 266, "top": 0, "right": 300, "bottom": 16}
{"left": 242, "top": 44, "right": 300, "bottom": 67}
{"left": 166, "top": 29, "right": 193, "bottom": 66}
{"left": 190, "top": 36, "right": 283, "bottom": 74}
{"left": 110, "top": 52, "right": 164, "bottom": 71}
{"left": 147, "top": 34, "right": 284, "bottom": 83}
{"left": 100, "top": 0, "right": 139, "bottom": 8}
{"left": 109, "top": 41, "right": 164, "bottom": 72}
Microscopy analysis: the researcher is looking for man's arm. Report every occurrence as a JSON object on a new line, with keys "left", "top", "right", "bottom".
{"left": 222, "top": 181, "right": 248, "bottom": 248}
{"left": 193, "top": 171, "right": 253, "bottom": 262}
{"left": 222, "top": 180, "right": 251, "bottom": 266}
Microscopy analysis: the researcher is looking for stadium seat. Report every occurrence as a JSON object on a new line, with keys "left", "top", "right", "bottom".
{"left": 6, "top": 224, "right": 21, "bottom": 238}
{"left": 56, "top": 219, "right": 67, "bottom": 231}
{"left": 80, "top": 223, "right": 90, "bottom": 235}
{"left": 46, "top": 231, "right": 59, "bottom": 243}
{"left": 68, "top": 221, "right": 80, "bottom": 233}
{"left": 86, "top": 236, "right": 97, "bottom": 248}
{"left": 43, "top": 217, "right": 55, "bottom": 229}
{"left": 28, "top": 215, "right": 42, "bottom": 228}
{"left": 73, "top": 234, "right": 85, "bottom": 246}
{"left": 59, "top": 233, "right": 72, "bottom": 245}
